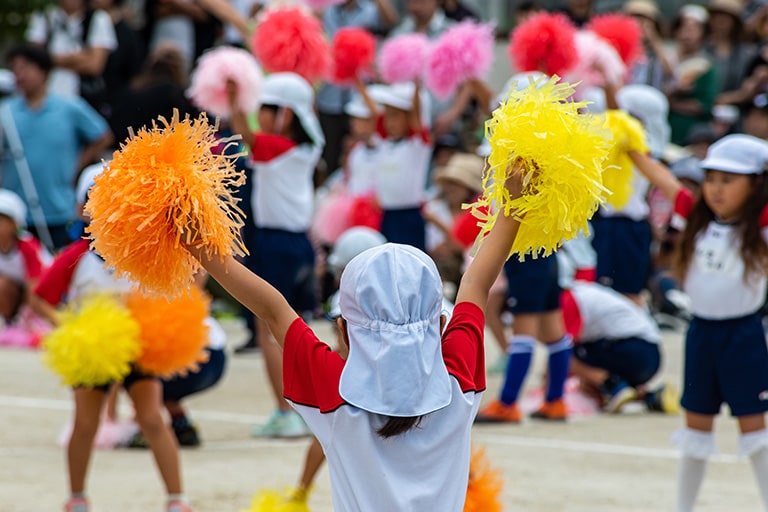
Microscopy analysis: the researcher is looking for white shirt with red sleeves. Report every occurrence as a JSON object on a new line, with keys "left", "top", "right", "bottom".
{"left": 371, "top": 131, "right": 432, "bottom": 210}
{"left": 282, "top": 302, "right": 485, "bottom": 512}
{"left": 673, "top": 188, "right": 768, "bottom": 319}
{"left": 250, "top": 134, "right": 322, "bottom": 232}
{"left": 0, "top": 234, "right": 50, "bottom": 284}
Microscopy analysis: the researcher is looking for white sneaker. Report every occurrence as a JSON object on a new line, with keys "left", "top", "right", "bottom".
{"left": 251, "top": 410, "right": 311, "bottom": 438}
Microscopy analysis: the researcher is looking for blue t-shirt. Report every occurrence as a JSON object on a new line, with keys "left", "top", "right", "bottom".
{"left": 1, "top": 94, "right": 108, "bottom": 225}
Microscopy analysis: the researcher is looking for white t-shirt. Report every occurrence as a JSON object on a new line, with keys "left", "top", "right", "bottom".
{"left": 673, "top": 188, "right": 768, "bottom": 320}
{"left": 567, "top": 281, "right": 661, "bottom": 343}
{"left": 26, "top": 8, "right": 117, "bottom": 97}
{"left": 283, "top": 302, "right": 485, "bottom": 512}
{"left": 372, "top": 132, "right": 432, "bottom": 209}
{"left": 70, "top": 250, "right": 134, "bottom": 303}
{"left": 345, "top": 137, "right": 382, "bottom": 197}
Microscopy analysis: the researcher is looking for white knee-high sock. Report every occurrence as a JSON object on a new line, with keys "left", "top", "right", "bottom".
{"left": 740, "top": 430, "right": 768, "bottom": 510}
{"left": 673, "top": 428, "right": 716, "bottom": 512}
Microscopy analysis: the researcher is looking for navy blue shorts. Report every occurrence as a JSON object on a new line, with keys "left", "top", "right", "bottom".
{"left": 504, "top": 253, "right": 561, "bottom": 314}
{"left": 163, "top": 348, "right": 226, "bottom": 402}
{"left": 88, "top": 366, "right": 155, "bottom": 393}
{"left": 245, "top": 228, "right": 317, "bottom": 313}
{"left": 574, "top": 337, "right": 661, "bottom": 386}
{"left": 380, "top": 207, "right": 426, "bottom": 252}
{"left": 591, "top": 216, "right": 652, "bottom": 295}
{"left": 681, "top": 314, "right": 768, "bottom": 417}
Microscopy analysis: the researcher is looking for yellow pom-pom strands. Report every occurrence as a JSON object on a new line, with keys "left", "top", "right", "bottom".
{"left": 471, "top": 75, "right": 612, "bottom": 260}
{"left": 85, "top": 110, "right": 247, "bottom": 297}
{"left": 42, "top": 294, "right": 142, "bottom": 387}
{"left": 600, "top": 110, "right": 649, "bottom": 209}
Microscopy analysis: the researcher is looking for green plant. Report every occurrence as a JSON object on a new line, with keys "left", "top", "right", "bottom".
{"left": 0, "top": 0, "right": 55, "bottom": 51}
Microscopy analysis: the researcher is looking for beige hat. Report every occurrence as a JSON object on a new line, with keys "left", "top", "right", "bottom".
{"left": 623, "top": 0, "right": 661, "bottom": 21}
{"left": 434, "top": 153, "right": 485, "bottom": 193}
{"left": 707, "top": 0, "right": 743, "bottom": 18}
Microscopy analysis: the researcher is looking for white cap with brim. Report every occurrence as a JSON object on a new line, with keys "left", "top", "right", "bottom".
{"left": 327, "top": 226, "right": 387, "bottom": 271}
{"left": 700, "top": 134, "right": 768, "bottom": 175}
{"left": 77, "top": 162, "right": 107, "bottom": 206}
{"left": 260, "top": 73, "right": 325, "bottom": 147}
{"left": 0, "top": 189, "right": 27, "bottom": 228}
{"left": 344, "top": 96, "right": 372, "bottom": 119}
{"left": 617, "top": 84, "right": 670, "bottom": 158}
{"left": 338, "top": 243, "right": 451, "bottom": 417}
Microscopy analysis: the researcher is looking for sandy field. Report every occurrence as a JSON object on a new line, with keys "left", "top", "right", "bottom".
{"left": 1, "top": 317, "right": 763, "bottom": 512}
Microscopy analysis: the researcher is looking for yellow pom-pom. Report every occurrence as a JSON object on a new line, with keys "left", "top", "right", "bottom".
{"left": 42, "top": 294, "right": 142, "bottom": 387}
{"left": 471, "top": 75, "right": 612, "bottom": 260}
{"left": 86, "top": 110, "right": 247, "bottom": 296}
{"left": 243, "top": 488, "right": 311, "bottom": 512}
{"left": 128, "top": 287, "right": 211, "bottom": 378}
{"left": 464, "top": 446, "right": 503, "bottom": 512}
{"left": 600, "top": 110, "right": 649, "bottom": 209}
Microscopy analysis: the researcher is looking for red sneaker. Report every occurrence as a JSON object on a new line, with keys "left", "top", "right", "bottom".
{"left": 474, "top": 400, "right": 521, "bottom": 423}
{"left": 531, "top": 398, "right": 568, "bottom": 421}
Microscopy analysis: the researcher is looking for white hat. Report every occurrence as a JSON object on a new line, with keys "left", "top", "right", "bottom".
{"left": 0, "top": 69, "right": 15, "bottom": 95}
{"left": 680, "top": 4, "right": 709, "bottom": 23}
{"left": 338, "top": 243, "right": 451, "bottom": 417}
{"left": 77, "top": 162, "right": 106, "bottom": 206}
{"left": 260, "top": 73, "right": 325, "bottom": 147}
{"left": 671, "top": 156, "right": 704, "bottom": 184}
{"left": 617, "top": 84, "right": 670, "bottom": 158}
{"left": 369, "top": 82, "right": 415, "bottom": 111}
{"left": 0, "top": 189, "right": 27, "bottom": 228}
{"left": 343, "top": 95, "right": 372, "bottom": 119}
{"left": 327, "top": 226, "right": 387, "bottom": 272}
{"left": 700, "top": 134, "right": 768, "bottom": 175}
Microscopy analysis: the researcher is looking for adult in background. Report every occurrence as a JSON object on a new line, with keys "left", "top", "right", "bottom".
{"left": 0, "top": 44, "right": 112, "bottom": 251}
{"left": 704, "top": 0, "right": 756, "bottom": 104}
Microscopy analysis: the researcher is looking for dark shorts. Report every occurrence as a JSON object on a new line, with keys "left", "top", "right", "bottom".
{"left": 591, "top": 216, "right": 652, "bottom": 295}
{"left": 380, "top": 207, "right": 426, "bottom": 252}
{"left": 163, "top": 348, "right": 226, "bottom": 402}
{"left": 504, "top": 253, "right": 561, "bottom": 314}
{"left": 244, "top": 228, "right": 317, "bottom": 313}
{"left": 681, "top": 314, "right": 768, "bottom": 417}
{"left": 86, "top": 366, "right": 155, "bottom": 393}
{"left": 574, "top": 337, "right": 661, "bottom": 386}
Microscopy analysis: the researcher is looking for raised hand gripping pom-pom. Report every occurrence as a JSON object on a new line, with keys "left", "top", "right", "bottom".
{"left": 129, "top": 287, "right": 210, "bottom": 379}
{"left": 331, "top": 27, "right": 377, "bottom": 84}
{"left": 42, "top": 295, "right": 142, "bottom": 387}
{"left": 251, "top": 7, "right": 331, "bottom": 83}
{"left": 600, "top": 110, "right": 649, "bottom": 209}
{"left": 187, "top": 46, "right": 264, "bottom": 118}
{"left": 470, "top": 75, "right": 611, "bottom": 260}
{"left": 425, "top": 20, "right": 495, "bottom": 99}
{"left": 86, "top": 111, "right": 246, "bottom": 296}
{"left": 587, "top": 14, "right": 643, "bottom": 67}
{"left": 377, "top": 33, "right": 430, "bottom": 84}
{"left": 508, "top": 12, "right": 578, "bottom": 77}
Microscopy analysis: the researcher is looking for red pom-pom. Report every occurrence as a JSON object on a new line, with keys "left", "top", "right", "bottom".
{"left": 331, "top": 27, "right": 377, "bottom": 84}
{"left": 508, "top": 12, "right": 578, "bottom": 76}
{"left": 587, "top": 14, "right": 643, "bottom": 67}
{"left": 251, "top": 7, "right": 331, "bottom": 83}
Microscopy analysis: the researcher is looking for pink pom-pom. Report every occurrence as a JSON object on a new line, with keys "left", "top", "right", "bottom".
{"left": 331, "top": 28, "right": 377, "bottom": 84}
{"left": 567, "top": 30, "right": 626, "bottom": 90}
{"left": 425, "top": 20, "right": 495, "bottom": 99}
{"left": 187, "top": 46, "right": 264, "bottom": 118}
{"left": 508, "top": 12, "right": 578, "bottom": 76}
{"left": 377, "top": 33, "right": 430, "bottom": 84}
{"left": 251, "top": 7, "right": 331, "bottom": 83}
{"left": 587, "top": 14, "right": 643, "bottom": 67}
{"left": 303, "top": 0, "right": 344, "bottom": 11}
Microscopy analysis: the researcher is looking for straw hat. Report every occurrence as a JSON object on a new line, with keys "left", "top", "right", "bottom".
{"left": 623, "top": 0, "right": 661, "bottom": 21}
{"left": 434, "top": 153, "right": 485, "bottom": 193}
{"left": 707, "top": 0, "right": 743, "bottom": 18}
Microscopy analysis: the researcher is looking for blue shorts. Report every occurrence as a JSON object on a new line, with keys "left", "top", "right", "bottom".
{"left": 245, "top": 228, "right": 317, "bottom": 313}
{"left": 88, "top": 366, "right": 155, "bottom": 393}
{"left": 591, "top": 216, "right": 652, "bottom": 295}
{"left": 380, "top": 207, "right": 426, "bottom": 252}
{"left": 504, "top": 253, "right": 561, "bottom": 314}
{"left": 163, "top": 348, "right": 226, "bottom": 402}
{"left": 681, "top": 314, "right": 768, "bottom": 417}
{"left": 574, "top": 337, "right": 661, "bottom": 387}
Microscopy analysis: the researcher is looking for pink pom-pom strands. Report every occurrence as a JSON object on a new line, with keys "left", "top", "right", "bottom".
{"left": 377, "top": 33, "right": 430, "bottom": 84}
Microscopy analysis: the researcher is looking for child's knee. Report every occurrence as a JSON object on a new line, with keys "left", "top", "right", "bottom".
{"left": 135, "top": 409, "right": 166, "bottom": 433}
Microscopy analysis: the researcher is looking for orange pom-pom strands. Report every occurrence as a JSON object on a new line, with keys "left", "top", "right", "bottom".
{"left": 86, "top": 111, "right": 247, "bottom": 296}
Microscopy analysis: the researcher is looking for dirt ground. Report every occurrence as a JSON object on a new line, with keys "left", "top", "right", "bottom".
{"left": 1, "top": 317, "right": 763, "bottom": 512}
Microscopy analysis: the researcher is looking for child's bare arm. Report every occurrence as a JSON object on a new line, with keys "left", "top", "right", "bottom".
{"left": 409, "top": 81, "right": 424, "bottom": 134}
{"left": 628, "top": 150, "right": 683, "bottom": 203}
{"left": 455, "top": 167, "right": 522, "bottom": 310}
{"left": 192, "top": 250, "right": 299, "bottom": 347}
{"left": 28, "top": 293, "right": 60, "bottom": 327}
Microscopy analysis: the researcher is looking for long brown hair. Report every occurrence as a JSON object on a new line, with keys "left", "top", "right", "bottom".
{"left": 377, "top": 416, "right": 423, "bottom": 438}
{"left": 675, "top": 173, "right": 768, "bottom": 281}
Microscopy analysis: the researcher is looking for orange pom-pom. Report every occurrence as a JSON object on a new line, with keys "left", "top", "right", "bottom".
{"left": 86, "top": 111, "right": 246, "bottom": 296}
{"left": 128, "top": 287, "right": 211, "bottom": 378}
{"left": 464, "top": 446, "right": 503, "bottom": 512}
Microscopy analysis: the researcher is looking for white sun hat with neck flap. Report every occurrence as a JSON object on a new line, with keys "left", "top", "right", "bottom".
{"left": 259, "top": 72, "right": 325, "bottom": 147}
{"left": 338, "top": 243, "right": 451, "bottom": 417}
{"left": 700, "top": 134, "right": 768, "bottom": 175}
